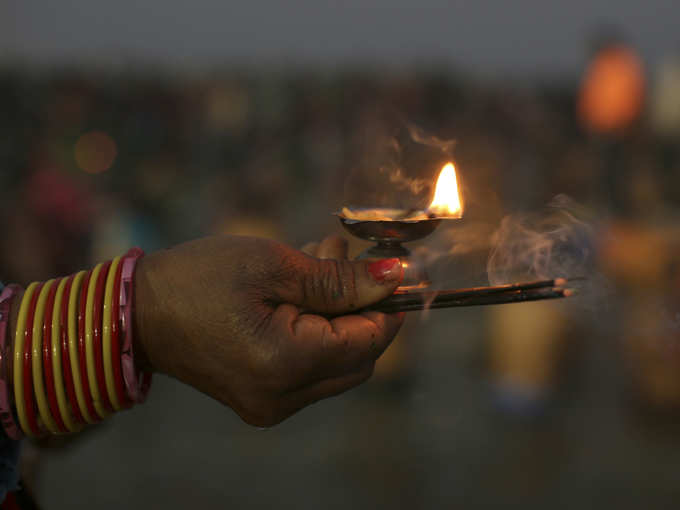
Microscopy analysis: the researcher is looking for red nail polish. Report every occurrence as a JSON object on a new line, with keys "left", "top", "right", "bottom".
{"left": 368, "top": 258, "right": 402, "bottom": 282}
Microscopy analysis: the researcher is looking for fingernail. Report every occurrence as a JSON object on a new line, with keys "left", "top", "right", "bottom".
{"left": 368, "top": 258, "right": 402, "bottom": 283}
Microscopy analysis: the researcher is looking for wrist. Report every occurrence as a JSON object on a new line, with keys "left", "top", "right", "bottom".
{"left": 3, "top": 247, "right": 153, "bottom": 438}
{"left": 131, "top": 254, "right": 157, "bottom": 374}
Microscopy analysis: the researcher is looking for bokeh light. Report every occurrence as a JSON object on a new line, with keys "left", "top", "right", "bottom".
{"left": 74, "top": 130, "right": 117, "bottom": 174}
{"left": 578, "top": 44, "right": 645, "bottom": 133}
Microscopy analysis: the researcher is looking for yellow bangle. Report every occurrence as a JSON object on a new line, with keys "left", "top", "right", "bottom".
{"left": 67, "top": 271, "right": 95, "bottom": 424}
{"left": 51, "top": 278, "right": 81, "bottom": 433}
{"left": 102, "top": 256, "right": 122, "bottom": 410}
{"left": 85, "top": 262, "right": 109, "bottom": 419}
{"left": 32, "top": 279, "right": 61, "bottom": 435}
{"left": 13, "top": 282, "right": 39, "bottom": 437}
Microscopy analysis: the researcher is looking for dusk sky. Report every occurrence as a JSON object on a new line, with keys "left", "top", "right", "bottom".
{"left": 4, "top": 0, "right": 680, "bottom": 76}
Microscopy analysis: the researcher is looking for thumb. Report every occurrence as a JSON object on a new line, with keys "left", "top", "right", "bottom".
{"left": 285, "top": 257, "right": 403, "bottom": 315}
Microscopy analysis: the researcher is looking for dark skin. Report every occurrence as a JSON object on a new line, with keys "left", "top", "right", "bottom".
{"left": 8, "top": 236, "right": 403, "bottom": 428}
{"left": 129, "top": 234, "right": 404, "bottom": 427}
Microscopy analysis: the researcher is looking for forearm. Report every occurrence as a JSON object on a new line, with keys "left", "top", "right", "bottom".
{"left": 1, "top": 233, "right": 404, "bottom": 433}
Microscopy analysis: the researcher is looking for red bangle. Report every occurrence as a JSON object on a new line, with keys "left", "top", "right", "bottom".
{"left": 23, "top": 282, "right": 44, "bottom": 436}
{"left": 42, "top": 278, "right": 67, "bottom": 433}
{"left": 110, "top": 258, "right": 131, "bottom": 408}
{"left": 120, "top": 248, "right": 152, "bottom": 403}
{"left": 0, "top": 285, "right": 23, "bottom": 440}
{"left": 77, "top": 271, "right": 100, "bottom": 421}
{"left": 92, "top": 261, "right": 113, "bottom": 413}
{"left": 59, "top": 275, "right": 85, "bottom": 425}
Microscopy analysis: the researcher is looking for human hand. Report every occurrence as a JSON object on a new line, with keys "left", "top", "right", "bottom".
{"left": 133, "top": 235, "right": 404, "bottom": 426}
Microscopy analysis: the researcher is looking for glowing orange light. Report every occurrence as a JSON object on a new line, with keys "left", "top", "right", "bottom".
{"left": 428, "top": 162, "right": 462, "bottom": 217}
{"left": 578, "top": 45, "right": 645, "bottom": 133}
{"left": 74, "top": 131, "right": 117, "bottom": 174}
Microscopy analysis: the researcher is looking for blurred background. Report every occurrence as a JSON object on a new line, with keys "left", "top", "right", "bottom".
{"left": 4, "top": 1, "right": 680, "bottom": 508}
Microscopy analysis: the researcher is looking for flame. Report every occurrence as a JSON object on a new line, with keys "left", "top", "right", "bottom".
{"left": 428, "top": 162, "right": 462, "bottom": 217}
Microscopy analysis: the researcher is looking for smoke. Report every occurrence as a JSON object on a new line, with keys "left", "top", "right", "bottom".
{"left": 344, "top": 118, "right": 455, "bottom": 210}
{"left": 487, "top": 194, "right": 595, "bottom": 285}
{"left": 415, "top": 194, "right": 606, "bottom": 307}
{"left": 415, "top": 220, "right": 496, "bottom": 265}
{"left": 377, "top": 124, "right": 457, "bottom": 196}
{"left": 406, "top": 124, "right": 457, "bottom": 154}
{"left": 483, "top": 194, "right": 614, "bottom": 315}
{"left": 379, "top": 167, "right": 430, "bottom": 195}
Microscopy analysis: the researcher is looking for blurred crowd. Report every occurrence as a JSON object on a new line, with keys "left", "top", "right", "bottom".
{"left": 3, "top": 36, "right": 680, "bottom": 507}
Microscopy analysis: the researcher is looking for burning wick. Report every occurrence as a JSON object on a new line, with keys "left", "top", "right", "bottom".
{"left": 340, "top": 162, "right": 463, "bottom": 222}
{"left": 427, "top": 162, "right": 462, "bottom": 218}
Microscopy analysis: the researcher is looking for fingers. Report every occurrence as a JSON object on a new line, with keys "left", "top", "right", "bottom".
{"left": 323, "top": 311, "right": 403, "bottom": 370}
{"left": 292, "top": 235, "right": 402, "bottom": 315}
{"left": 301, "top": 242, "right": 319, "bottom": 257}
{"left": 281, "top": 257, "right": 403, "bottom": 315}
{"left": 301, "top": 235, "right": 348, "bottom": 259}
{"left": 316, "top": 235, "right": 348, "bottom": 260}
{"left": 271, "top": 304, "right": 404, "bottom": 384}
{"left": 282, "top": 363, "right": 375, "bottom": 415}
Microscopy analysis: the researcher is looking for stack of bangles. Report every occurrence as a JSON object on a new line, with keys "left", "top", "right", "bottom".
{"left": 0, "top": 248, "right": 152, "bottom": 438}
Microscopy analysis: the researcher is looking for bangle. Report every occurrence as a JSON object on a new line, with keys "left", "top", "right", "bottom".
{"left": 42, "top": 278, "right": 69, "bottom": 433}
{"left": 13, "top": 282, "right": 37, "bottom": 437}
{"left": 48, "top": 278, "right": 79, "bottom": 433}
{"left": 15, "top": 282, "right": 43, "bottom": 437}
{"left": 85, "top": 262, "right": 111, "bottom": 419}
{"left": 102, "top": 257, "right": 124, "bottom": 410}
{"left": 60, "top": 275, "right": 85, "bottom": 427}
{"left": 42, "top": 278, "right": 67, "bottom": 433}
{"left": 23, "top": 282, "right": 46, "bottom": 436}
{"left": 32, "top": 279, "right": 62, "bottom": 435}
{"left": 70, "top": 271, "right": 97, "bottom": 424}
{"left": 0, "top": 284, "right": 23, "bottom": 440}
{"left": 40, "top": 279, "right": 68, "bottom": 434}
{"left": 120, "top": 248, "right": 152, "bottom": 403}
{"left": 77, "top": 270, "right": 100, "bottom": 422}
{"left": 110, "top": 255, "right": 131, "bottom": 409}
{"left": 3, "top": 248, "right": 153, "bottom": 438}
{"left": 92, "top": 261, "right": 113, "bottom": 413}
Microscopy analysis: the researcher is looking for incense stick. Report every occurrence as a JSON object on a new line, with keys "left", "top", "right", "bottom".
{"left": 391, "top": 277, "right": 580, "bottom": 300}
{"left": 382, "top": 276, "right": 579, "bottom": 309}
{"left": 368, "top": 288, "right": 572, "bottom": 313}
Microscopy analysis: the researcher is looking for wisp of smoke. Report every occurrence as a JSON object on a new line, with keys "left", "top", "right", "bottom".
{"left": 406, "top": 124, "right": 457, "bottom": 154}
{"left": 380, "top": 167, "right": 430, "bottom": 195}
{"left": 487, "top": 195, "right": 595, "bottom": 286}
{"left": 377, "top": 124, "right": 457, "bottom": 196}
{"left": 348, "top": 121, "right": 456, "bottom": 206}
